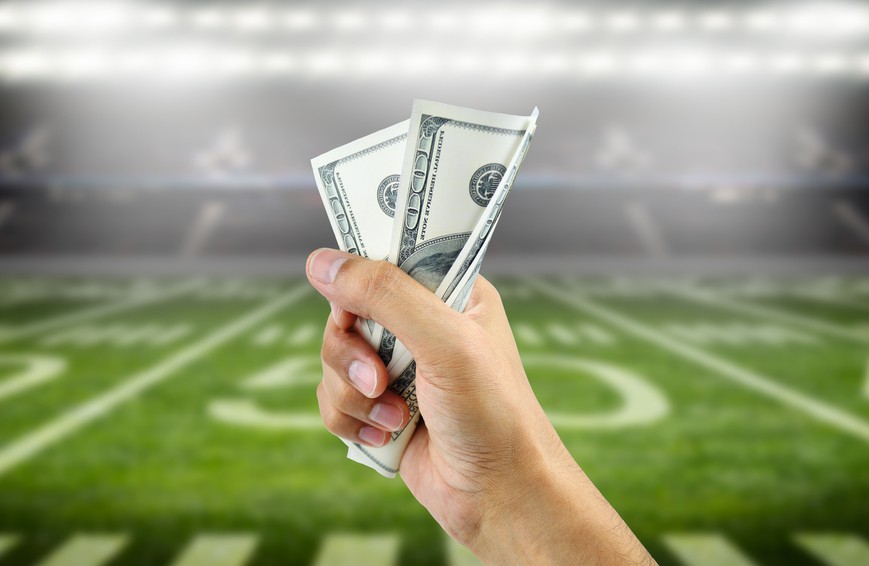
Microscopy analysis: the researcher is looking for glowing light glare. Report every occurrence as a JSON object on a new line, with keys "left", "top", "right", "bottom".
{"left": 0, "top": 6, "right": 20, "bottom": 29}
{"left": 746, "top": 11, "right": 778, "bottom": 31}
{"left": 700, "top": 11, "right": 733, "bottom": 31}
{"left": 306, "top": 52, "right": 343, "bottom": 75}
{"left": 628, "top": 53, "right": 664, "bottom": 73}
{"left": 540, "top": 54, "right": 569, "bottom": 74}
{"left": 579, "top": 52, "right": 618, "bottom": 74}
{"left": 282, "top": 10, "right": 317, "bottom": 30}
{"left": 261, "top": 52, "right": 295, "bottom": 73}
{"left": 652, "top": 12, "right": 686, "bottom": 31}
{"left": 380, "top": 11, "right": 410, "bottom": 31}
{"left": 562, "top": 12, "right": 593, "bottom": 31}
{"left": 334, "top": 11, "right": 366, "bottom": 31}
{"left": 770, "top": 53, "right": 806, "bottom": 73}
{"left": 234, "top": 10, "right": 271, "bottom": 32}
{"left": 142, "top": 7, "right": 177, "bottom": 28}
{"left": 61, "top": 50, "right": 110, "bottom": 77}
{"left": 429, "top": 11, "right": 457, "bottom": 30}
{"left": 397, "top": 51, "right": 438, "bottom": 75}
{"left": 0, "top": 51, "right": 50, "bottom": 79}
{"left": 220, "top": 51, "right": 256, "bottom": 73}
{"left": 813, "top": 53, "right": 849, "bottom": 73}
{"left": 724, "top": 53, "right": 760, "bottom": 73}
{"left": 191, "top": 9, "right": 227, "bottom": 29}
{"left": 448, "top": 53, "right": 483, "bottom": 73}
{"left": 494, "top": 53, "right": 530, "bottom": 75}
{"left": 353, "top": 51, "right": 391, "bottom": 75}
{"left": 607, "top": 12, "right": 640, "bottom": 32}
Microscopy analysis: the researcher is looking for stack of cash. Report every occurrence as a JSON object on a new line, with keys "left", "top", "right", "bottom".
{"left": 312, "top": 100, "right": 538, "bottom": 478}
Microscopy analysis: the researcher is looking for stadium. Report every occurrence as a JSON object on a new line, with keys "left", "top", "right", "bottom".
{"left": 1, "top": 1, "right": 869, "bottom": 564}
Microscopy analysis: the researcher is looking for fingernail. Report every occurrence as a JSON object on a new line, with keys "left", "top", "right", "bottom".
{"left": 369, "top": 403, "right": 404, "bottom": 432}
{"left": 348, "top": 361, "right": 377, "bottom": 397}
{"left": 359, "top": 426, "right": 387, "bottom": 447}
{"left": 330, "top": 301, "right": 343, "bottom": 323}
{"left": 309, "top": 249, "right": 347, "bottom": 284}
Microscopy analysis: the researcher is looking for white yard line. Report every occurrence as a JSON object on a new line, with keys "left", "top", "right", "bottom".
{"left": 0, "top": 534, "right": 18, "bottom": 558}
{"left": 547, "top": 322, "right": 578, "bottom": 346}
{"left": 626, "top": 202, "right": 669, "bottom": 257}
{"left": 169, "top": 534, "right": 258, "bottom": 566}
{"left": 35, "top": 534, "right": 129, "bottom": 566}
{"left": 662, "top": 534, "right": 758, "bottom": 566}
{"left": 512, "top": 323, "right": 543, "bottom": 347}
{"left": 252, "top": 324, "right": 282, "bottom": 347}
{"left": 666, "top": 285, "right": 869, "bottom": 346}
{"left": 532, "top": 280, "right": 869, "bottom": 444}
{"left": 287, "top": 323, "right": 317, "bottom": 346}
{"left": 0, "top": 280, "right": 202, "bottom": 345}
{"left": 833, "top": 199, "right": 869, "bottom": 246}
{"left": 180, "top": 200, "right": 226, "bottom": 257}
{"left": 0, "top": 285, "right": 310, "bottom": 478}
{"left": 447, "top": 538, "right": 482, "bottom": 566}
{"left": 312, "top": 533, "right": 399, "bottom": 566}
{"left": 795, "top": 533, "right": 869, "bottom": 566}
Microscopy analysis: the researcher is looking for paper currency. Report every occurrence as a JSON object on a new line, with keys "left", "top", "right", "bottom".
{"left": 311, "top": 120, "right": 408, "bottom": 340}
{"left": 313, "top": 100, "right": 538, "bottom": 478}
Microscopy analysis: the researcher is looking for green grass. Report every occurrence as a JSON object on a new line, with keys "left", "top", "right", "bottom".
{"left": 0, "top": 277, "right": 868, "bottom": 565}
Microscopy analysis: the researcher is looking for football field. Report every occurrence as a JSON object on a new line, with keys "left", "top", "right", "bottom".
{"left": 0, "top": 276, "right": 868, "bottom": 566}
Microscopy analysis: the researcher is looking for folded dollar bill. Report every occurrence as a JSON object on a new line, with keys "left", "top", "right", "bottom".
{"left": 312, "top": 100, "right": 538, "bottom": 477}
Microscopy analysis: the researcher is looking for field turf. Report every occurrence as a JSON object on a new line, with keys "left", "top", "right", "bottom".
{"left": 0, "top": 277, "right": 868, "bottom": 565}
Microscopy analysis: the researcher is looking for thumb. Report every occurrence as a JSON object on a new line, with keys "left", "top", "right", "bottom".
{"left": 306, "top": 248, "right": 464, "bottom": 357}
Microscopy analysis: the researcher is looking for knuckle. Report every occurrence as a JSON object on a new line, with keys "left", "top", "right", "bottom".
{"left": 332, "top": 380, "right": 361, "bottom": 412}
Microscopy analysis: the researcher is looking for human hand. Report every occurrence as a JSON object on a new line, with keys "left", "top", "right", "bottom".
{"left": 307, "top": 248, "right": 655, "bottom": 565}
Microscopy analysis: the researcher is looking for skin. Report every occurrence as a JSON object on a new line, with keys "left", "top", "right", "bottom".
{"left": 307, "top": 248, "right": 656, "bottom": 565}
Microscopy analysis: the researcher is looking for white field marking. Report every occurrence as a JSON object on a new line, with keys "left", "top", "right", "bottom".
{"left": 191, "top": 282, "right": 280, "bottom": 301}
{"left": 0, "top": 534, "right": 19, "bottom": 558}
{"left": 36, "top": 534, "right": 129, "bottom": 566}
{"left": 208, "top": 400, "right": 323, "bottom": 430}
{"left": 578, "top": 323, "right": 616, "bottom": 345}
{"left": 287, "top": 323, "right": 318, "bottom": 346}
{"left": 661, "top": 322, "right": 820, "bottom": 347}
{"left": 626, "top": 202, "right": 669, "bottom": 257}
{"left": 833, "top": 199, "right": 869, "bottom": 246}
{"left": 252, "top": 324, "right": 283, "bottom": 347}
{"left": 0, "top": 280, "right": 201, "bottom": 345}
{"left": 666, "top": 285, "right": 869, "bottom": 346}
{"left": 662, "top": 534, "right": 758, "bottom": 566}
{"left": 795, "top": 533, "right": 869, "bottom": 566}
{"left": 312, "top": 533, "right": 399, "bottom": 566}
{"left": 512, "top": 322, "right": 543, "bottom": 347}
{"left": 169, "top": 534, "right": 258, "bottom": 566}
{"left": 180, "top": 200, "right": 226, "bottom": 257}
{"left": 208, "top": 356, "right": 322, "bottom": 431}
{"left": 151, "top": 324, "right": 194, "bottom": 346}
{"left": 0, "top": 354, "right": 66, "bottom": 402}
{"left": 447, "top": 537, "right": 482, "bottom": 566}
{"left": 0, "top": 201, "right": 14, "bottom": 228}
{"left": 547, "top": 322, "right": 579, "bottom": 345}
{"left": 40, "top": 323, "right": 193, "bottom": 348}
{"left": 532, "top": 280, "right": 869, "bottom": 444}
{"left": 0, "top": 284, "right": 310, "bottom": 478}
{"left": 522, "top": 354, "right": 669, "bottom": 429}
{"left": 242, "top": 356, "right": 322, "bottom": 389}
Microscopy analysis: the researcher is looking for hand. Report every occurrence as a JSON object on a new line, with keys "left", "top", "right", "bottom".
{"left": 307, "top": 249, "right": 655, "bottom": 565}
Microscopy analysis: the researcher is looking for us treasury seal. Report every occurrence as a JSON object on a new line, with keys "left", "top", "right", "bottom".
{"left": 377, "top": 174, "right": 400, "bottom": 218}
{"left": 469, "top": 163, "right": 506, "bottom": 207}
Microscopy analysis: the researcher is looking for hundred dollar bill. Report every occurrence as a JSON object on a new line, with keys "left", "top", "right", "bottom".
{"left": 311, "top": 120, "right": 408, "bottom": 340}
{"left": 349, "top": 106, "right": 538, "bottom": 477}
{"left": 370, "top": 100, "right": 536, "bottom": 368}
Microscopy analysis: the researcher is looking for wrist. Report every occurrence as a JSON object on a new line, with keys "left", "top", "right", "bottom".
{"left": 468, "top": 430, "right": 653, "bottom": 565}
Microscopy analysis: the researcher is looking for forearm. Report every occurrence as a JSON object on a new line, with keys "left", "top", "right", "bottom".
{"left": 470, "top": 442, "right": 655, "bottom": 565}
